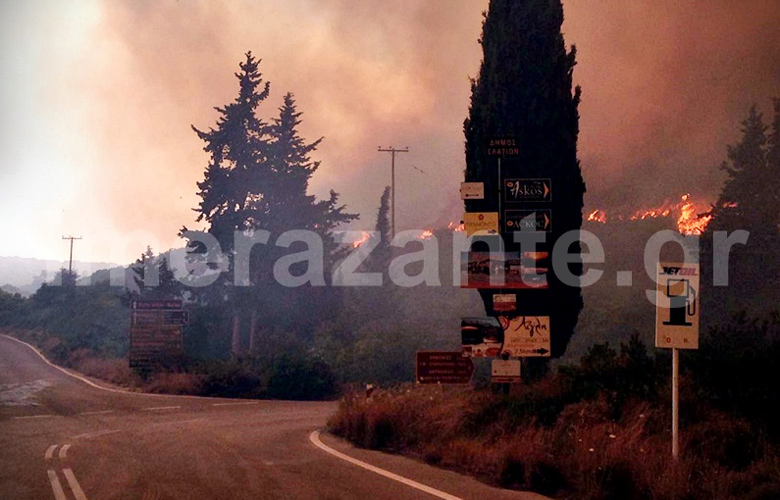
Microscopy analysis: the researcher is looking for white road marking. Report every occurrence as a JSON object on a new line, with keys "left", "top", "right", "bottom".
{"left": 73, "top": 429, "right": 121, "bottom": 440}
{"left": 212, "top": 401, "right": 260, "bottom": 407}
{"left": 47, "top": 470, "right": 68, "bottom": 500}
{"left": 1, "top": 335, "right": 128, "bottom": 394}
{"left": 150, "top": 418, "right": 205, "bottom": 427}
{"left": 63, "top": 468, "right": 89, "bottom": 500}
{"left": 45, "top": 445, "right": 57, "bottom": 460}
{"left": 309, "top": 430, "right": 465, "bottom": 500}
{"left": 13, "top": 414, "right": 57, "bottom": 420}
{"left": 0, "top": 334, "right": 229, "bottom": 401}
{"left": 59, "top": 444, "right": 71, "bottom": 459}
{"left": 141, "top": 406, "right": 181, "bottom": 411}
{"left": 79, "top": 410, "right": 114, "bottom": 416}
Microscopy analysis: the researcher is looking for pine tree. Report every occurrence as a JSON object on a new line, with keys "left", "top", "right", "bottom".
{"left": 188, "top": 52, "right": 271, "bottom": 253}
{"left": 463, "top": 0, "right": 585, "bottom": 365}
{"left": 708, "top": 106, "right": 774, "bottom": 234}
{"left": 702, "top": 101, "right": 780, "bottom": 320}
{"left": 185, "top": 54, "right": 356, "bottom": 354}
{"left": 246, "top": 92, "right": 357, "bottom": 347}
{"left": 764, "top": 99, "right": 780, "bottom": 226}
{"left": 265, "top": 93, "right": 356, "bottom": 255}
{"left": 131, "top": 247, "right": 181, "bottom": 301}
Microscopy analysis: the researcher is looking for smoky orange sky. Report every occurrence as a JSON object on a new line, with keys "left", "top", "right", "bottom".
{"left": 1, "top": 0, "right": 778, "bottom": 264}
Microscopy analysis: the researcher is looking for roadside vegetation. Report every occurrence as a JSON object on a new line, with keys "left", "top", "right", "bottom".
{"left": 330, "top": 321, "right": 780, "bottom": 500}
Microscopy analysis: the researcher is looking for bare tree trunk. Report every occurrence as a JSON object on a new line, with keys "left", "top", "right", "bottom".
{"left": 231, "top": 313, "right": 241, "bottom": 357}
{"left": 248, "top": 310, "right": 257, "bottom": 353}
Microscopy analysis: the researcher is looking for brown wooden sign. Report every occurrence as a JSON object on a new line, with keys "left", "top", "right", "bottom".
{"left": 130, "top": 300, "right": 185, "bottom": 368}
{"left": 415, "top": 351, "right": 475, "bottom": 384}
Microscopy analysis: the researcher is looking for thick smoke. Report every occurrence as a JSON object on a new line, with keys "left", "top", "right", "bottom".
{"left": 1, "top": 0, "right": 778, "bottom": 261}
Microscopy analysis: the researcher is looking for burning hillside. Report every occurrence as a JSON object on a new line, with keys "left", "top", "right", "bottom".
{"left": 587, "top": 194, "right": 713, "bottom": 235}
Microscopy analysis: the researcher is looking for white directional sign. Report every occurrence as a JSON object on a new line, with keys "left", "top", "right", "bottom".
{"left": 460, "top": 182, "right": 485, "bottom": 200}
{"left": 655, "top": 262, "right": 700, "bottom": 349}
{"left": 491, "top": 359, "right": 521, "bottom": 384}
{"left": 499, "top": 316, "right": 551, "bottom": 357}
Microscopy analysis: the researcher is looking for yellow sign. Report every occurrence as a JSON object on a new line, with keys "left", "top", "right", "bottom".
{"left": 463, "top": 212, "right": 499, "bottom": 236}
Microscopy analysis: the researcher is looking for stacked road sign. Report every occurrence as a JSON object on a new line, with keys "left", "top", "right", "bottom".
{"left": 129, "top": 299, "right": 188, "bottom": 369}
{"left": 457, "top": 137, "right": 552, "bottom": 375}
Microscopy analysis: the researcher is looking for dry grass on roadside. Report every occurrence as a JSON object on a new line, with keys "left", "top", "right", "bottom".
{"left": 329, "top": 385, "right": 780, "bottom": 500}
{"left": 72, "top": 355, "right": 143, "bottom": 388}
{"left": 144, "top": 372, "right": 205, "bottom": 395}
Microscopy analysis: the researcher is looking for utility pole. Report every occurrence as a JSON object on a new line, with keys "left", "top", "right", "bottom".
{"left": 377, "top": 146, "right": 409, "bottom": 238}
{"left": 62, "top": 236, "right": 82, "bottom": 275}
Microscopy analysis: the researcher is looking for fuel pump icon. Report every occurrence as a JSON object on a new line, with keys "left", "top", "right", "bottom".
{"left": 663, "top": 279, "right": 697, "bottom": 326}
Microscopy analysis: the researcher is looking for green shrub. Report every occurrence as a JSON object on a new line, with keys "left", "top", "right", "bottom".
{"left": 266, "top": 351, "right": 337, "bottom": 401}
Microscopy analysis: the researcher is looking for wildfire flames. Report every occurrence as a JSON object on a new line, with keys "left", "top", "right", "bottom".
{"left": 352, "top": 231, "right": 371, "bottom": 248}
{"left": 354, "top": 194, "right": 713, "bottom": 249}
{"left": 587, "top": 194, "right": 713, "bottom": 235}
{"left": 351, "top": 228, "right": 436, "bottom": 248}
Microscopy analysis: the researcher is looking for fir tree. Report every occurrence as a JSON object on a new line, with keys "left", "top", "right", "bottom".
{"left": 708, "top": 106, "right": 774, "bottom": 234}
{"left": 185, "top": 54, "right": 356, "bottom": 354}
{"left": 131, "top": 247, "right": 181, "bottom": 300}
{"left": 463, "top": 0, "right": 585, "bottom": 365}
{"left": 188, "top": 51, "right": 271, "bottom": 252}
{"left": 702, "top": 100, "right": 780, "bottom": 320}
{"left": 265, "top": 92, "right": 356, "bottom": 259}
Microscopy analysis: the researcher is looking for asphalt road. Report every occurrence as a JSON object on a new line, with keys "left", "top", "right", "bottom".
{"left": 0, "top": 334, "right": 548, "bottom": 500}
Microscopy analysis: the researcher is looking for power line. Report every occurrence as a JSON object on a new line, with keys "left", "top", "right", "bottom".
{"left": 377, "top": 146, "right": 409, "bottom": 238}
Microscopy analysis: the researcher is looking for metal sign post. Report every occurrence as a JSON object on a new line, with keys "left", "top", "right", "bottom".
{"left": 655, "top": 262, "right": 700, "bottom": 460}
{"left": 672, "top": 347, "right": 679, "bottom": 460}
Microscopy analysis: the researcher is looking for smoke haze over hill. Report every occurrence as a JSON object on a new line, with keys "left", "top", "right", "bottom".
{"left": 1, "top": 0, "right": 778, "bottom": 262}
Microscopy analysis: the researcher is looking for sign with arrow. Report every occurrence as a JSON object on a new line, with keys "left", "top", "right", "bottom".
{"left": 415, "top": 351, "right": 475, "bottom": 384}
{"left": 460, "top": 182, "right": 485, "bottom": 200}
{"left": 504, "top": 210, "right": 552, "bottom": 232}
{"left": 504, "top": 179, "right": 552, "bottom": 203}
{"left": 499, "top": 316, "right": 551, "bottom": 357}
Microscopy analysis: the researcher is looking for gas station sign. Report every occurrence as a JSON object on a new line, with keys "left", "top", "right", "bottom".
{"left": 655, "top": 262, "right": 700, "bottom": 349}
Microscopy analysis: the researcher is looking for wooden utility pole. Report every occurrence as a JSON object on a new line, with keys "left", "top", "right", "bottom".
{"left": 377, "top": 146, "right": 409, "bottom": 238}
{"left": 61, "top": 236, "right": 82, "bottom": 274}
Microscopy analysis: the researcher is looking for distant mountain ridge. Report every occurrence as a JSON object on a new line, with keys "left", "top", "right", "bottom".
{"left": 0, "top": 256, "right": 122, "bottom": 295}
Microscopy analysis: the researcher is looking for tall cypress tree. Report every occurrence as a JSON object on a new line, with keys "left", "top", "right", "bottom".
{"left": 374, "top": 186, "right": 392, "bottom": 263}
{"left": 464, "top": 0, "right": 585, "bottom": 365}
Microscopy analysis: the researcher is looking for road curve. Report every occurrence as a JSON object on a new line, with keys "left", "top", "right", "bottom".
{"left": 0, "top": 333, "right": 548, "bottom": 500}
